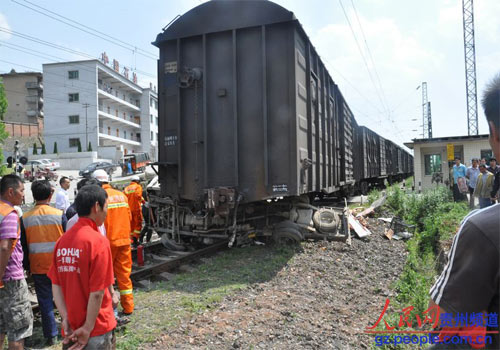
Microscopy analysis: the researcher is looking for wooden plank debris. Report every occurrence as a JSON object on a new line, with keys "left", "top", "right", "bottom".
{"left": 348, "top": 214, "right": 372, "bottom": 238}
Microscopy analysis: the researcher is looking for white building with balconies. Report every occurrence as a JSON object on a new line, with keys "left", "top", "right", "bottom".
{"left": 43, "top": 59, "right": 158, "bottom": 161}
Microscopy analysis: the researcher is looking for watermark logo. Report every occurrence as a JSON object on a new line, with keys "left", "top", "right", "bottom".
{"left": 365, "top": 299, "right": 498, "bottom": 348}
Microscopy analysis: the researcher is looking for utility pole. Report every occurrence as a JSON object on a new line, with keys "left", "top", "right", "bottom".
{"left": 462, "top": 0, "right": 478, "bottom": 135}
{"left": 83, "top": 103, "right": 90, "bottom": 150}
{"left": 421, "top": 82, "right": 432, "bottom": 139}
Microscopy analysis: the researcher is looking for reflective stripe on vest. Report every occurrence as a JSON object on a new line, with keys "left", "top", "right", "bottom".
{"left": 29, "top": 241, "right": 56, "bottom": 254}
{"left": 108, "top": 202, "right": 128, "bottom": 209}
{"left": 23, "top": 214, "right": 62, "bottom": 228}
{"left": 120, "top": 289, "right": 133, "bottom": 295}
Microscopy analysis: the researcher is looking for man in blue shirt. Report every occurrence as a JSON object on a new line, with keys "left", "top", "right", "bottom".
{"left": 466, "top": 158, "right": 480, "bottom": 208}
{"left": 452, "top": 157, "right": 467, "bottom": 201}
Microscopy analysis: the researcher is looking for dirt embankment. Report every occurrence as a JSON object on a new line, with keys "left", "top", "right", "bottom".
{"left": 146, "top": 218, "right": 408, "bottom": 350}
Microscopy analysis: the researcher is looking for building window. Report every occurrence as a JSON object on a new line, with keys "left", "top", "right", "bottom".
{"left": 424, "top": 154, "right": 442, "bottom": 175}
{"left": 155, "top": 116, "right": 158, "bottom": 126}
{"left": 154, "top": 100, "right": 158, "bottom": 110}
{"left": 68, "top": 115, "right": 79, "bottom": 124}
{"left": 116, "top": 129, "right": 119, "bottom": 137}
{"left": 480, "top": 149, "right": 493, "bottom": 162}
{"left": 124, "top": 130, "right": 127, "bottom": 139}
{"left": 69, "top": 138, "right": 80, "bottom": 148}
{"left": 68, "top": 70, "right": 79, "bottom": 79}
{"left": 107, "top": 106, "right": 110, "bottom": 114}
{"left": 68, "top": 93, "right": 79, "bottom": 102}
{"left": 107, "top": 126, "right": 111, "bottom": 135}
{"left": 123, "top": 112, "right": 126, "bottom": 119}
{"left": 150, "top": 97, "right": 153, "bottom": 107}
{"left": 151, "top": 131, "right": 154, "bottom": 141}
{"left": 150, "top": 114, "right": 153, "bottom": 123}
{"left": 136, "top": 133, "right": 141, "bottom": 142}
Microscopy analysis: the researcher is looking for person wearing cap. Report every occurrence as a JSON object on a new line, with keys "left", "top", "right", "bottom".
{"left": 474, "top": 163, "right": 495, "bottom": 208}
{"left": 92, "top": 169, "right": 134, "bottom": 315}
{"left": 124, "top": 176, "right": 144, "bottom": 246}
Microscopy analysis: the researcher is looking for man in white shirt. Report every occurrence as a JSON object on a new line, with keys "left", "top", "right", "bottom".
{"left": 55, "top": 176, "right": 70, "bottom": 213}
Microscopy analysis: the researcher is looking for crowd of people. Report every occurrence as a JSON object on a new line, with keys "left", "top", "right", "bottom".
{"left": 0, "top": 170, "right": 148, "bottom": 350}
{"left": 452, "top": 156, "right": 500, "bottom": 208}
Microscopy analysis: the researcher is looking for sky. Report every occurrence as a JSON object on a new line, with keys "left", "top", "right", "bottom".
{"left": 1, "top": 0, "right": 499, "bottom": 151}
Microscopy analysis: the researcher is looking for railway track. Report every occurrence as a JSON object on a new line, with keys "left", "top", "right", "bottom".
{"left": 28, "top": 238, "right": 228, "bottom": 311}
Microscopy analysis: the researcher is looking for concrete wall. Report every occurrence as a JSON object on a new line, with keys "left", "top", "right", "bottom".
{"left": 414, "top": 138, "right": 491, "bottom": 191}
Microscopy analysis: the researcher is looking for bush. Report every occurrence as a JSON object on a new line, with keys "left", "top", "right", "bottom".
{"left": 87, "top": 142, "right": 92, "bottom": 152}
{"left": 367, "top": 188, "right": 382, "bottom": 205}
{"left": 77, "top": 139, "right": 82, "bottom": 152}
{"left": 53, "top": 141, "right": 58, "bottom": 154}
{"left": 32, "top": 142, "right": 38, "bottom": 155}
{"left": 41, "top": 143, "right": 46, "bottom": 154}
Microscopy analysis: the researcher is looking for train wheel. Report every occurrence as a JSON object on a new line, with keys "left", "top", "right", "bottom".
{"left": 312, "top": 208, "right": 338, "bottom": 234}
{"left": 272, "top": 228, "right": 302, "bottom": 245}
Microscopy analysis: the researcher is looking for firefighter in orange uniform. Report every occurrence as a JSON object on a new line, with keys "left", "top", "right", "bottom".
{"left": 124, "top": 176, "right": 144, "bottom": 245}
{"left": 22, "top": 180, "right": 65, "bottom": 345}
{"left": 92, "top": 169, "right": 134, "bottom": 314}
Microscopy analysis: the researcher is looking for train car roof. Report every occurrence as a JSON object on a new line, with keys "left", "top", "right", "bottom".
{"left": 153, "top": 0, "right": 295, "bottom": 45}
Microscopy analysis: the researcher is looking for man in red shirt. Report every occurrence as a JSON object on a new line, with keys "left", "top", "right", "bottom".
{"left": 48, "top": 185, "right": 117, "bottom": 350}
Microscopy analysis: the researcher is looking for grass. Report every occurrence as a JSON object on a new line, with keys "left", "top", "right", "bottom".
{"left": 371, "top": 185, "right": 469, "bottom": 349}
{"left": 116, "top": 244, "right": 298, "bottom": 350}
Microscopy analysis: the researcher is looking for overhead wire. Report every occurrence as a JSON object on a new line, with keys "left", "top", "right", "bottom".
{"left": 11, "top": 0, "right": 157, "bottom": 60}
{"left": 0, "top": 27, "right": 156, "bottom": 78}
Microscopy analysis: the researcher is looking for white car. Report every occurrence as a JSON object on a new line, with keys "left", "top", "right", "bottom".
{"left": 26, "top": 159, "right": 60, "bottom": 171}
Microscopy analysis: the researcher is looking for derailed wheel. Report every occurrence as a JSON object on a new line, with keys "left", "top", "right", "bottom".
{"left": 272, "top": 228, "right": 302, "bottom": 245}
{"left": 312, "top": 208, "right": 339, "bottom": 235}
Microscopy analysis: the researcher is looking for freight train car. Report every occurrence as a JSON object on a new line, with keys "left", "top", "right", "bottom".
{"left": 150, "top": 0, "right": 412, "bottom": 246}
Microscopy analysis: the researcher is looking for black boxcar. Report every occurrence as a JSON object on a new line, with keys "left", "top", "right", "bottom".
{"left": 153, "top": 0, "right": 357, "bottom": 205}
{"left": 150, "top": 0, "right": 413, "bottom": 245}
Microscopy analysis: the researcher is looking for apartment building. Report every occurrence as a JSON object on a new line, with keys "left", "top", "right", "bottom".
{"left": 43, "top": 59, "right": 157, "bottom": 160}
{"left": 0, "top": 70, "right": 44, "bottom": 137}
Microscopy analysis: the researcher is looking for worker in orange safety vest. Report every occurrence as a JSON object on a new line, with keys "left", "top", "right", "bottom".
{"left": 124, "top": 176, "right": 144, "bottom": 246}
{"left": 92, "top": 169, "right": 134, "bottom": 315}
{"left": 22, "top": 180, "right": 65, "bottom": 345}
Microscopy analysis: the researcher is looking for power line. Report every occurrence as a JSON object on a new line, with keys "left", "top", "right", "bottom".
{"left": 337, "top": 0, "right": 390, "bottom": 117}
{"left": 11, "top": 0, "right": 157, "bottom": 60}
{"left": 349, "top": 0, "right": 391, "bottom": 116}
{"left": 0, "top": 26, "right": 156, "bottom": 78}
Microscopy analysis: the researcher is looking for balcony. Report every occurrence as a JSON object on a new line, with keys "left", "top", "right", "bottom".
{"left": 98, "top": 84, "right": 140, "bottom": 112}
{"left": 26, "top": 95, "right": 43, "bottom": 105}
{"left": 98, "top": 131, "right": 141, "bottom": 146}
{"left": 98, "top": 108, "right": 141, "bottom": 129}
{"left": 27, "top": 110, "right": 44, "bottom": 118}
{"left": 26, "top": 81, "right": 43, "bottom": 90}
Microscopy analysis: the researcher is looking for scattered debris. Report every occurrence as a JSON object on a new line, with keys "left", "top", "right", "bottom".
{"left": 356, "top": 196, "right": 386, "bottom": 218}
{"left": 384, "top": 228, "right": 394, "bottom": 240}
{"left": 392, "top": 231, "right": 413, "bottom": 240}
{"left": 348, "top": 214, "right": 372, "bottom": 238}
{"left": 377, "top": 217, "right": 393, "bottom": 223}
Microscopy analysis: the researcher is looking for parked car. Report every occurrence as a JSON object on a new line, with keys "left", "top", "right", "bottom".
{"left": 39, "top": 159, "right": 60, "bottom": 170}
{"left": 26, "top": 159, "right": 60, "bottom": 171}
{"left": 79, "top": 162, "right": 117, "bottom": 179}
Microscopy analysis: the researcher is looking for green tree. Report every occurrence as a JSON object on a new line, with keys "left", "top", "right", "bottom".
{"left": 41, "top": 143, "right": 47, "bottom": 154}
{"left": 0, "top": 124, "right": 8, "bottom": 175}
{"left": 33, "top": 142, "right": 38, "bottom": 155}
{"left": 53, "top": 141, "right": 58, "bottom": 154}
{"left": 0, "top": 78, "right": 7, "bottom": 120}
{"left": 77, "top": 139, "right": 82, "bottom": 152}
{"left": 87, "top": 141, "right": 92, "bottom": 152}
